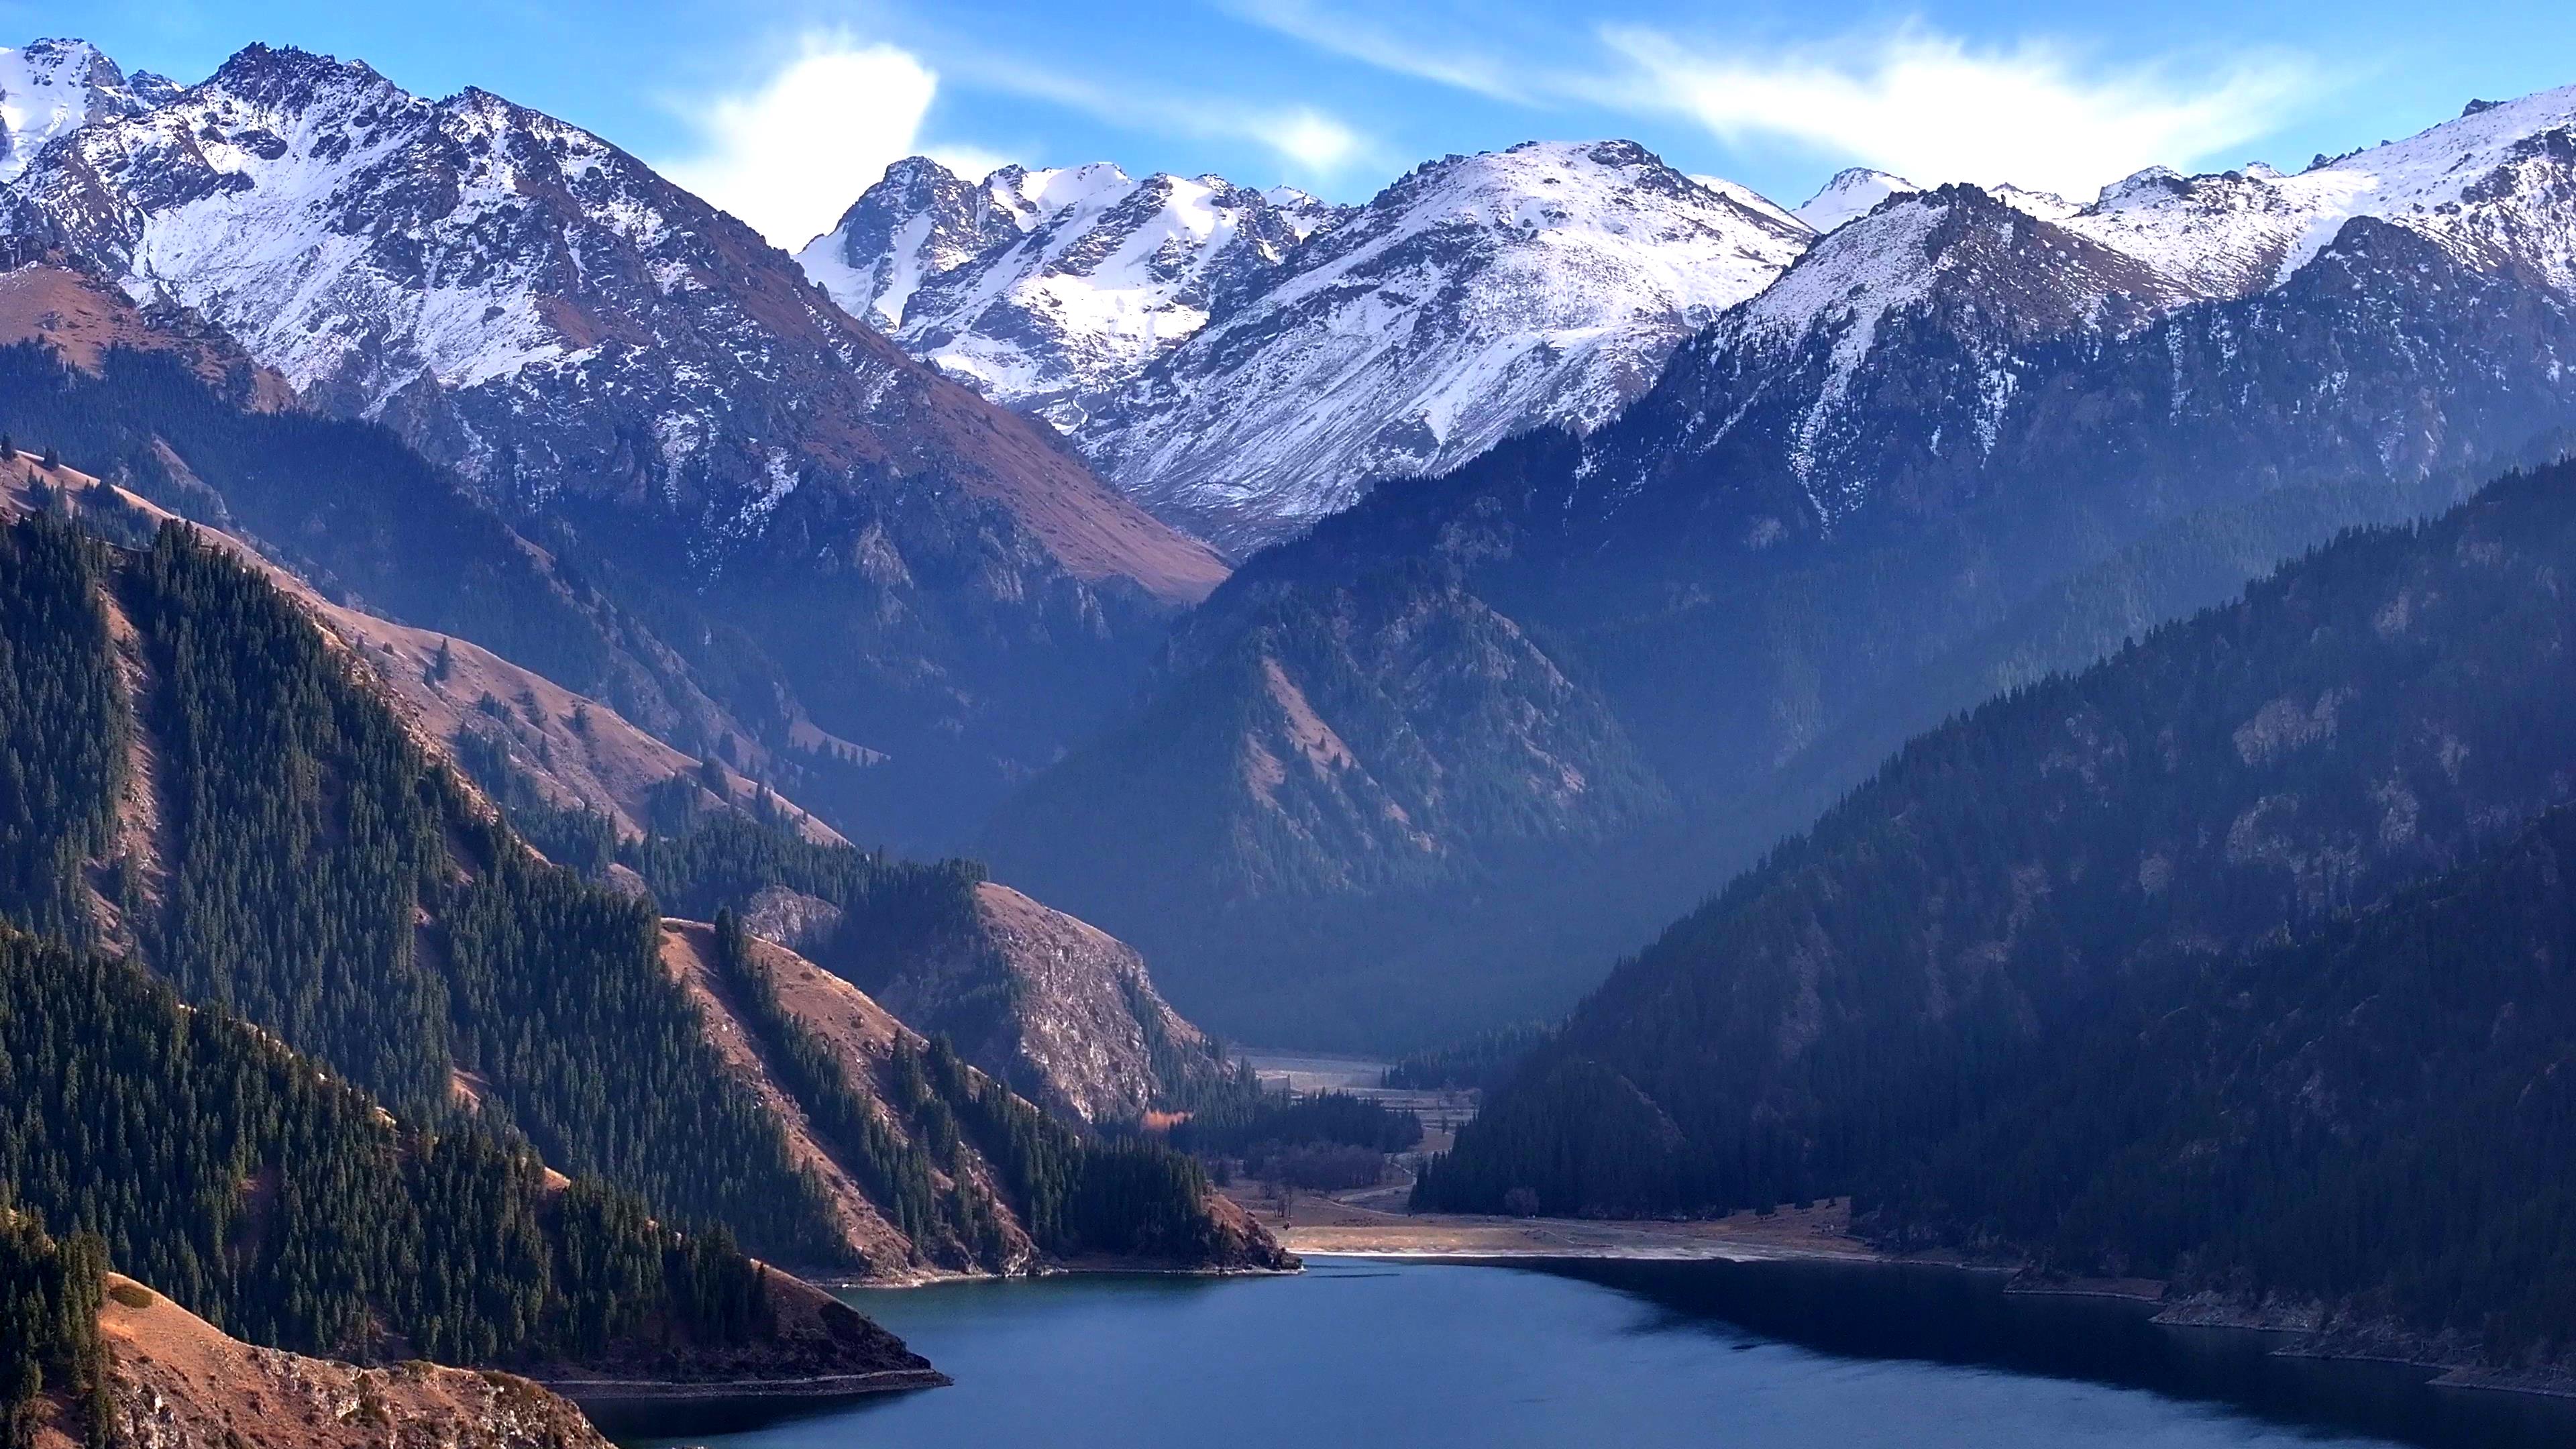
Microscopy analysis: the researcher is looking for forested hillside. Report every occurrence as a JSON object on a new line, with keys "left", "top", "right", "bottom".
{"left": 629, "top": 807, "right": 1236, "bottom": 1126}
{"left": 698, "top": 913, "right": 1275, "bottom": 1272}
{"left": 0, "top": 921, "right": 931, "bottom": 1425}
{"left": 0, "top": 512, "right": 855, "bottom": 1270}
{"left": 1423, "top": 460, "right": 2576, "bottom": 1355}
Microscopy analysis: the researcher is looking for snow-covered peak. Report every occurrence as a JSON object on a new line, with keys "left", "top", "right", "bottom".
{"left": 2051, "top": 83, "right": 2576, "bottom": 299}
{"left": 1261, "top": 184, "right": 1345, "bottom": 239}
{"left": 0, "top": 38, "right": 173, "bottom": 182}
{"left": 2, "top": 41, "right": 1219, "bottom": 604}
{"left": 1695, "top": 174, "right": 1809, "bottom": 234}
{"left": 802, "top": 154, "right": 1346, "bottom": 430}
{"left": 1075, "top": 139, "right": 1813, "bottom": 551}
{"left": 796, "top": 156, "right": 1028, "bottom": 325}
{"left": 1003, "top": 160, "right": 1134, "bottom": 217}
{"left": 1793, "top": 168, "right": 1920, "bottom": 234}
{"left": 1990, "top": 184, "right": 2080, "bottom": 221}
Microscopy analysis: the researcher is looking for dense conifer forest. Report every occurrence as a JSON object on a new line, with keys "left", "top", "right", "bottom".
{"left": 0, "top": 924, "right": 774, "bottom": 1384}
{"left": 0, "top": 1209, "right": 105, "bottom": 1442}
{"left": 1420, "top": 460, "right": 2576, "bottom": 1358}
{"left": 0, "top": 515, "right": 855, "bottom": 1271}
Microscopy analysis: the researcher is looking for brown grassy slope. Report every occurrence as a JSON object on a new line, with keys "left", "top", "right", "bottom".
{"left": 0, "top": 457, "right": 840, "bottom": 846}
{"left": 31, "top": 1275, "right": 611, "bottom": 1449}
{"left": 849, "top": 879, "right": 1228, "bottom": 1126}
{"left": 0, "top": 255, "right": 297, "bottom": 411}
{"left": 658, "top": 920, "right": 1039, "bottom": 1280}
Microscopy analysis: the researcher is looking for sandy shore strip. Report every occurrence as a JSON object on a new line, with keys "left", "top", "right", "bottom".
{"left": 1226, "top": 1189, "right": 1884, "bottom": 1265}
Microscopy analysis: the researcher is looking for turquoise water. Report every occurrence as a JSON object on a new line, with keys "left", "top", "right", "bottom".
{"left": 606, "top": 1256, "right": 2576, "bottom": 1448}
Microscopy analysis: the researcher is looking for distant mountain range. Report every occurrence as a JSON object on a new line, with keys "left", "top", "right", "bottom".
{"left": 981, "top": 85, "right": 2576, "bottom": 1044}
{"left": 0, "top": 40, "right": 1223, "bottom": 849}
{"left": 814, "top": 140, "right": 1813, "bottom": 553}
{"left": 12, "top": 32, "right": 2576, "bottom": 1061}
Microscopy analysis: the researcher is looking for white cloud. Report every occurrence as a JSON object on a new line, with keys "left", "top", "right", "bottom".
{"left": 1599, "top": 25, "right": 2314, "bottom": 200}
{"left": 949, "top": 51, "right": 1375, "bottom": 180}
{"left": 1270, "top": 109, "right": 1364, "bottom": 171}
{"left": 658, "top": 37, "right": 950, "bottom": 250}
{"left": 1221, "top": 0, "right": 1533, "bottom": 103}
{"left": 1230, "top": 5, "right": 2322, "bottom": 202}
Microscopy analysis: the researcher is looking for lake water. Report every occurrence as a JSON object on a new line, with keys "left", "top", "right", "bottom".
{"left": 606, "top": 1256, "right": 2576, "bottom": 1448}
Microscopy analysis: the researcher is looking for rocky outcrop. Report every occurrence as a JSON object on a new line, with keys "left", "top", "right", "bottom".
{"left": 833, "top": 880, "right": 1232, "bottom": 1126}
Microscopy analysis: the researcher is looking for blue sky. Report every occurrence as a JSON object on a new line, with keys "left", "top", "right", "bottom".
{"left": 23, "top": 0, "right": 2576, "bottom": 248}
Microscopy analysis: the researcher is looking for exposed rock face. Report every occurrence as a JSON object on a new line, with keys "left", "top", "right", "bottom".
{"left": 739, "top": 884, "right": 844, "bottom": 957}
{"left": 841, "top": 881, "right": 1231, "bottom": 1126}
{"left": 45, "top": 1275, "right": 613, "bottom": 1449}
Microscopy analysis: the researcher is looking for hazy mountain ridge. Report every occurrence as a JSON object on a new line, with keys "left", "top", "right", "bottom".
{"left": 1420, "top": 456, "right": 2576, "bottom": 1364}
{"left": 987, "top": 83, "right": 2576, "bottom": 1045}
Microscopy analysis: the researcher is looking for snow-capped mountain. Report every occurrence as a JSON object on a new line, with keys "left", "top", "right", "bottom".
{"left": 1652, "top": 86, "right": 2576, "bottom": 527}
{"left": 0, "top": 38, "right": 174, "bottom": 182}
{"left": 2044, "top": 87, "right": 2576, "bottom": 300}
{"left": 988, "top": 81, "right": 2576, "bottom": 1040}
{"left": 1, "top": 42, "right": 1218, "bottom": 598}
{"left": 1, "top": 38, "right": 1231, "bottom": 847}
{"left": 1075, "top": 140, "right": 1816, "bottom": 553}
{"left": 1790, "top": 167, "right": 1919, "bottom": 233}
{"left": 800, "top": 157, "right": 1342, "bottom": 432}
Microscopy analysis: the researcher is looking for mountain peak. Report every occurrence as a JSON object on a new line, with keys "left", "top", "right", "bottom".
{"left": 1791, "top": 167, "right": 1921, "bottom": 234}
{"left": 802, "top": 154, "right": 1344, "bottom": 431}
{"left": 1075, "top": 136, "right": 1813, "bottom": 551}
{"left": 0, "top": 37, "right": 170, "bottom": 181}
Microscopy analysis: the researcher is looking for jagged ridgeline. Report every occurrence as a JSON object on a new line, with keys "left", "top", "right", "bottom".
{"left": 0, "top": 515, "right": 853, "bottom": 1269}
{"left": 1421, "top": 460, "right": 2576, "bottom": 1354}
{"left": 0, "top": 925, "right": 778, "bottom": 1375}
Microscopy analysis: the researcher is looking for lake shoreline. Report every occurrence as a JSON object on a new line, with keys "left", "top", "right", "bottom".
{"left": 545, "top": 1366, "right": 950, "bottom": 1409}
{"left": 1282, "top": 1214, "right": 2576, "bottom": 1405}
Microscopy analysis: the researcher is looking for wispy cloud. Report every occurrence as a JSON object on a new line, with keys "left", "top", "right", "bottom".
{"left": 657, "top": 34, "right": 999, "bottom": 249}
{"left": 1220, "top": 0, "right": 1534, "bottom": 103}
{"left": 1601, "top": 24, "right": 2318, "bottom": 199}
{"left": 949, "top": 50, "right": 1377, "bottom": 179}
{"left": 1229, "top": 3, "right": 2322, "bottom": 200}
